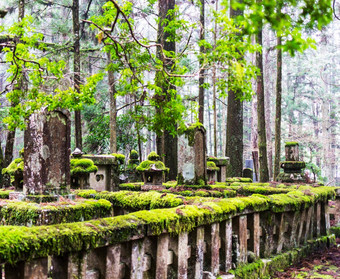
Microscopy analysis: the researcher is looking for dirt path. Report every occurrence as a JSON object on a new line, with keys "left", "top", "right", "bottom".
{"left": 273, "top": 238, "right": 340, "bottom": 278}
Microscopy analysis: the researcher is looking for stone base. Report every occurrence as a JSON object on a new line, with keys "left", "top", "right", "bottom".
{"left": 141, "top": 185, "right": 166, "bottom": 191}
{"left": 9, "top": 191, "right": 26, "bottom": 200}
{"left": 276, "top": 172, "right": 306, "bottom": 183}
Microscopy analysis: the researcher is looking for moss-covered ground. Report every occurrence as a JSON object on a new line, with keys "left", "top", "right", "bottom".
{"left": 272, "top": 238, "right": 340, "bottom": 278}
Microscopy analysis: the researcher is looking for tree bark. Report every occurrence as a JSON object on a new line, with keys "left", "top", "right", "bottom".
{"left": 198, "top": 0, "right": 205, "bottom": 124}
{"left": 255, "top": 15, "right": 269, "bottom": 182}
{"left": 155, "top": 0, "right": 177, "bottom": 180}
{"left": 274, "top": 36, "right": 282, "bottom": 180}
{"left": 107, "top": 53, "right": 117, "bottom": 153}
{"left": 226, "top": 2, "right": 244, "bottom": 177}
{"left": 73, "top": 0, "right": 82, "bottom": 149}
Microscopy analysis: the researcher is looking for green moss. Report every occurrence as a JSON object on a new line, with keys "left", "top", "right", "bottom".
{"left": 130, "top": 150, "right": 139, "bottom": 159}
{"left": 26, "top": 195, "right": 58, "bottom": 203}
{"left": 330, "top": 226, "right": 340, "bottom": 237}
{"left": 75, "top": 190, "right": 184, "bottom": 210}
{"left": 70, "top": 158, "right": 98, "bottom": 175}
{"left": 178, "top": 122, "right": 203, "bottom": 146}
{"left": 0, "top": 199, "right": 112, "bottom": 226}
{"left": 231, "top": 235, "right": 335, "bottom": 279}
{"left": 231, "top": 260, "right": 265, "bottom": 278}
{"left": 0, "top": 190, "right": 14, "bottom": 199}
{"left": 111, "top": 153, "right": 125, "bottom": 164}
{"left": 119, "top": 183, "right": 143, "bottom": 191}
{"left": 207, "top": 156, "right": 219, "bottom": 163}
{"left": 2, "top": 158, "right": 23, "bottom": 176}
{"left": 207, "top": 161, "right": 220, "bottom": 171}
{"left": 136, "top": 160, "right": 169, "bottom": 172}
{"left": 285, "top": 141, "right": 299, "bottom": 146}
{"left": 147, "top": 151, "right": 160, "bottom": 161}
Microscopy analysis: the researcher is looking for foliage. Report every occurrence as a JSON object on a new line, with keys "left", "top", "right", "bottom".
{"left": 0, "top": 16, "right": 103, "bottom": 130}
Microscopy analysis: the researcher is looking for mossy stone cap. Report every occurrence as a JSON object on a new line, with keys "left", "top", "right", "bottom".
{"left": 130, "top": 150, "right": 139, "bottom": 159}
{"left": 147, "top": 151, "right": 160, "bottom": 161}
{"left": 285, "top": 141, "right": 299, "bottom": 147}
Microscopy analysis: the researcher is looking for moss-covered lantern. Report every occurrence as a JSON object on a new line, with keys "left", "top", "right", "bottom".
{"left": 70, "top": 149, "right": 98, "bottom": 189}
{"left": 276, "top": 142, "right": 306, "bottom": 183}
{"left": 207, "top": 161, "right": 220, "bottom": 182}
{"left": 2, "top": 149, "right": 24, "bottom": 190}
{"left": 136, "top": 152, "right": 169, "bottom": 187}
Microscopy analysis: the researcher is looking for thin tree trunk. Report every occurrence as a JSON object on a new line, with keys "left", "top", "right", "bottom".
{"left": 73, "top": 0, "right": 82, "bottom": 149}
{"left": 198, "top": 0, "right": 205, "bottom": 124}
{"left": 256, "top": 15, "right": 269, "bottom": 182}
{"left": 226, "top": 3, "right": 243, "bottom": 177}
{"left": 107, "top": 53, "right": 117, "bottom": 153}
{"left": 274, "top": 36, "right": 282, "bottom": 180}
{"left": 213, "top": 0, "right": 217, "bottom": 156}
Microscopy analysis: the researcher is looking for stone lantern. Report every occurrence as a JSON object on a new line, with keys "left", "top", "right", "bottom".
{"left": 207, "top": 161, "right": 220, "bottom": 182}
{"left": 136, "top": 152, "right": 169, "bottom": 190}
{"left": 70, "top": 149, "right": 98, "bottom": 189}
{"left": 276, "top": 142, "right": 306, "bottom": 183}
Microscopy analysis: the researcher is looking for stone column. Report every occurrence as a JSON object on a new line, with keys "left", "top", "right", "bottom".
{"left": 24, "top": 108, "right": 71, "bottom": 195}
{"left": 178, "top": 124, "right": 207, "bottom": 185}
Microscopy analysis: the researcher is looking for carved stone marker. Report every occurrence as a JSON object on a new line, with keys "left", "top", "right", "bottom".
{"left": 178, "top": 124, "right": 207, "bottom": 185}
{"left": 276, "top": 142, "right": 306, "bottom": 183}
{"left": 24, "top": 108, "right": 71, "bottom": 195}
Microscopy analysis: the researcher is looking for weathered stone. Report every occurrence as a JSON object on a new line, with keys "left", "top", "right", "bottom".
{"left": 285, "top": 142, "right": 299, "bottom": 161}
{"left": 194, "top": 227, "right": 205, "bottom": 278}
{"left": 131, "top": 239, "right": 145, "bottom": 279}
{"left": 178, "top": 124, "right": 207, "bottom": 185}
{"left": 156, "top": 234, "right": 169, "bottom": 279}
{"left": 67, "top": 252, "right": 87, "bottom": 279}
{"left": 24, "top": 108, "right": 71, "bottom": 195}
{"left": 236, "top": 216, "right": 247, "bottom": 264}
{"left": 247, "top": 213, "right": 260, "bottom": 257}
{"left": 5, "top": 258, "right": 48, "bottom": 279}
{"left": 106, "top": 244, "right": 125, "bottom": 279}
{"left": 210, "top": 223, "right": 220, "bottom": 275}
{"left": 178, "top": 232, "right": 189, "bottom": 279}
{"left": 82, "top": 155, "right": 118, "bottom": 191}
{"left": 242, "top": 168, "right": 253, "bottom": 180}
{"left": 220, "top": 219, "right": 232, "bottom": 272}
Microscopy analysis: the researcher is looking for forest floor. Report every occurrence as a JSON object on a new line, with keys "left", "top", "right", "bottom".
{"left": 273, "top": 237, "right": 340, "bottom": 278}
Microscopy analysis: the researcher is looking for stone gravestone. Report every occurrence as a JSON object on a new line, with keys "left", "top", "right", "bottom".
{"left": 24, "top": 108, "right": 71, "bottom": 195}
{"left": 178, "top": 124, "right": 207, "bottom": 185}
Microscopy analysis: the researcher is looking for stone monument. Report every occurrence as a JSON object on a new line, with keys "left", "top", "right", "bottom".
{"left": 23, "top": 108, "right": 71, "bottom": 195}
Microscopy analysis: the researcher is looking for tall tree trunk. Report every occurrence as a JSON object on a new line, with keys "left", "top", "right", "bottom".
{"left": 213, "top": 0, "right": 218, "bottom": 156}
{"left": 226, "top": 3, "right": 243, "bottom": 177}
{"left": 255, "top": 16, "right": 269, "bottom": 182}
{"left": 273, "top": 36, "right": 282, "bottom": 180}
{"left": 4, "top": 0, "right": 25, "bottom": 168}
{"left": 155, "top": 0, "right": 177, "bottom": 180}
{"left": 198, "top": 0, "right": 205, "bottom": 124}
{"left": 73, "top": 0, "right": 82, "bottom": 149}
{"left": 107, "top": 53, "right": 117, "bottom": 153}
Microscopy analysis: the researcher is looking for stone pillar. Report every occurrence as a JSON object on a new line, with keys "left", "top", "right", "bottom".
{"left": 24, "top": 108, "right": 71, "bottom": 195}
{"left": 178, "top": 124, "right": 207, "bottom": 185}
{"left": 285, "top": 142, "right": 299, "bottom": 161}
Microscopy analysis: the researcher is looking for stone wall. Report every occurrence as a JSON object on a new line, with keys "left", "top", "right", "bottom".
{"left": 0, "top": 185, "right": 336, "bottom": 279}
